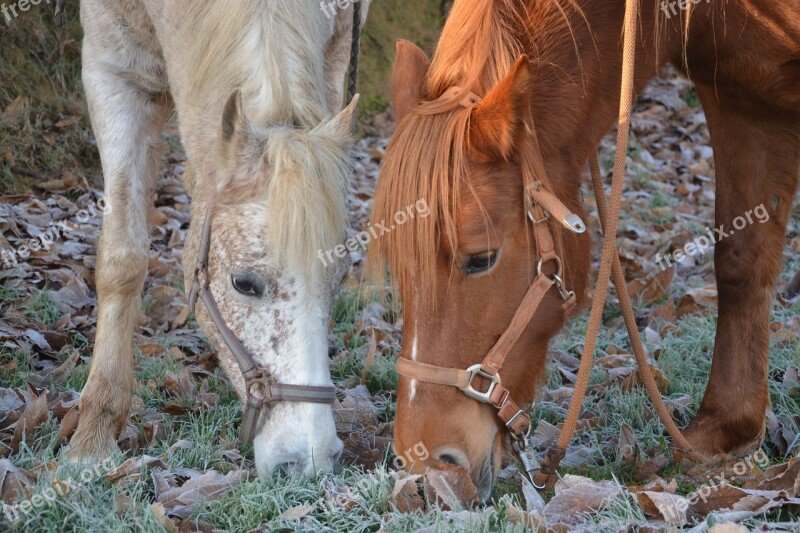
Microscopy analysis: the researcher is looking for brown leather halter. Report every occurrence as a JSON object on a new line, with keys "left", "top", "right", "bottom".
{"left": 188, "top": 209, "right": 337, "bottom": 444}
{"left": 393, "top": 95, "right": 587, "bottom": 483}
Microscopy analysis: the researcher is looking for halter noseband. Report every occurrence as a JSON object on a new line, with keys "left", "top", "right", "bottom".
{"left": 394, "top": 89, "right": 586, "bottom": 484}
{"left": 188, "top": 209, "right": 337, "bottom": 444}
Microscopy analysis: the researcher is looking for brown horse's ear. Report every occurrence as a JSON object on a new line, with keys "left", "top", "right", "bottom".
{"left": 471, "top": 56, "right": 532, "bottom": 160}
{"left": 392, "top": 40, "right": 431, "bottom": 124}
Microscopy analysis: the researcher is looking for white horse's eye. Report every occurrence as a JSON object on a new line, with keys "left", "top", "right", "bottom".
{"left": 231, "top": 273, "right": 265, "bottom": 297}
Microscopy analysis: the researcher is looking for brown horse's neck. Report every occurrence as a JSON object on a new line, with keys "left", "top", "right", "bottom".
{"left": 526, "top": 0, "right": 681, "bottom": 192}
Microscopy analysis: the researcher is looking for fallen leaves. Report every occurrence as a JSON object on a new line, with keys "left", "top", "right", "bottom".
{"left": 155, "top": 469, "right": 245, "bottom": 519}
{"left": 11, "top": 390, "right": 48, "bottom": 454}
{"left": 0, "top": 459, "right": 33, "bottom": 503}
{"left": 544, "top": 476, "right": 623, "bottom": 526}
{"left": 423, "top": 464, "right": 480, "bottom": 510}
{"left": 390, "top": 471, "right": 425, "bottom": 513}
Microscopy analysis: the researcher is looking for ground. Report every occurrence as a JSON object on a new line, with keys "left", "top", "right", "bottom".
{"left": 1, "top": 5, "right": 800, "bottom": 533}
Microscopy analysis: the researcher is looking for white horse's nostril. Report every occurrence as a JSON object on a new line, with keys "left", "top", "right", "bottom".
{"left": 274, "top": 460, "right": 304, "bottom": 476}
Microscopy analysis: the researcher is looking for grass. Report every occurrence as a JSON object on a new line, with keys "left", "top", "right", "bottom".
{"left": 23, "top": 287, "right": 61, "bottom": 325}
{"left": 4, "top": 265, "right": 798, "bottom": 531}
{"left": 2, "top": 7, "right": 798, "bottom": 530}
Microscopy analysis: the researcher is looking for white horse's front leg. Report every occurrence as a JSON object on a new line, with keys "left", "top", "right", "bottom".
{"left": 67, "top": 14, "right": 169, "bottom": 461}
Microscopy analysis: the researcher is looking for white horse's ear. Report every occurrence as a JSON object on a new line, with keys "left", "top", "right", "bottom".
{"left": 220, "top": 90, "right": 249, "bottom": 145}
{"left": 318, "top": 94, "right": 360, "bottom": 137}
{"left": 323, "top": 0, "right": 372, "bottom": 113}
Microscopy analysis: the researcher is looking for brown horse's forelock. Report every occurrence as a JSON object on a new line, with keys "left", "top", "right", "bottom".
{"left": 368, "top": 0, "right": 590, "bottom": 300}
{"left": 368, "top": 95, "right": 559, "bottom": 302}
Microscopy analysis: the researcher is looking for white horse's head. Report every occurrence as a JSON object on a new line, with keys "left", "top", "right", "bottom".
{"left": 186, "top": 92, "right": 358, "bottom": 477}
{"left": 178, "top": 0, "right": 372, "bottom": 478}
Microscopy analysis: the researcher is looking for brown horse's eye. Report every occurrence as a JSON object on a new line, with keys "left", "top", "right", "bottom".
{"left": 462, "top": 251, "right": 499, "bottom": 276}
{"left": 231, "top": 273, "right": 265, "bottom": 297}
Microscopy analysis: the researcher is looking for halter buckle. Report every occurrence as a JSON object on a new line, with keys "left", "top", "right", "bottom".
{"left": 245, "top": 374, "right": 275, "bottom": 405}
{"left": 460, "top": 364, "right": 501, "bottom": 404}
{"left": 527, "top": 209, "right": 550, "bottom": 225}
{"left": 506, "top": 410, "right": 533, "bottom": 436}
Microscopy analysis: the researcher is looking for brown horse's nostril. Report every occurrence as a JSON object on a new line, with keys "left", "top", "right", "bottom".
{"left": 439, "top": 453, "right": 460, "bottom": 466}
{"left": 433, "top": 448, "right": 470, "bottom": 470}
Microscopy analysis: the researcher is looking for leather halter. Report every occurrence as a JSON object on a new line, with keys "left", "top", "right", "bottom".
{"left": 394, "top": 89, "right": 587, "bottom": 464}
{"left": 188, "top": 209, "right": 337, "bottom": 444}
{"left": 395, "top": 185, "right": 585, "bottom": 436}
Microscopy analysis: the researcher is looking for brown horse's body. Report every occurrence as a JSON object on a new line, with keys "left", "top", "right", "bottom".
{"left": 371, "top": 0, "right": 800, "bottom": 500}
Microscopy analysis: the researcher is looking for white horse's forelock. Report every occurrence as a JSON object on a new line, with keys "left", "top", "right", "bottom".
{"left": 179, "top": 0, "right": 351, "bottom": 277}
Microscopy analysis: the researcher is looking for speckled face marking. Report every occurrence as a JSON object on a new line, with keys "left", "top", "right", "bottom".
{"left": 195, "top": 202, "right": 350, "bottom": 478}
{"left": 185, "top": 90, "right": 359, "bottom": 478}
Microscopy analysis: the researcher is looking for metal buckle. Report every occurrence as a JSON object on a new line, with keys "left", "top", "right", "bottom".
{"left": 506, "top": 410, "right": 531, "bottom": 435}
{"left": 459, "top": 364, "right": 501, "bottom": 404}
{"left": 527, "top": 209, "right": 550, "bottom": 225}
{"left": 246, "top": 375, "right": 274, "bottom": 405}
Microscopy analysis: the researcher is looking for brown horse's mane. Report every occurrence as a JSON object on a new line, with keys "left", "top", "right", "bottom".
{"left": 369, "top": 0, "right": 577, "bottom": 294}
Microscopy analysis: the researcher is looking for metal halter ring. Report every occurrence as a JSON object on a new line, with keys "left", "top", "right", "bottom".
{"left": 537, "top": 257, "right": 575, "bottom": 302}
{"left": 245, "top": 374, "right": 275, "bottom": 405}
{"left": 459, "top": 364, "right": 501, "bottom": 404}
{"left": 536, "top": 256, "right": 563, "bottom": 279}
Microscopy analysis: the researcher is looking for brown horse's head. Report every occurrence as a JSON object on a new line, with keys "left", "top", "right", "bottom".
{"left": 369, "top": 37, "right": 589, "bottom": 501}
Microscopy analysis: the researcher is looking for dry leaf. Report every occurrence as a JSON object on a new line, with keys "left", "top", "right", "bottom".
{"left": 544, "top": 478, "right": 621, "bottom": 526}
{"left": 520, "top": 475, "right": 546, "bottom": 512}
{"left": 158, "top": 470, "right": 245, "bottom": 519}
{"left": 423, "top": 464, "right": 479, "bottom": 510}
{"left": 676, "top": 287, "right": 718, "bottom": 318}
{"left": 636, "top": 490, "right": 689, "bottom": 525}
{"left": 105, "top": 456, "right": 167, "bottom": 483}
{"left": 0, "top": 459, "right": 33, "bottom": 503}
{"left": 391, "top": 471, "right": 424, "bottom": 513}
{"left": 11, "top": 391, "right": 49, "bottom": 454}
{"left": 151, "top": 502, "right": 179, "bottom": 533}
{"left": 55, "top": 406, "right": 79, "bottom": 444}
{"left": 321, "top": 479, "right": 359, "bottom": 510}
{"left": 280, "top": 503, "right": 316, "bottom": 519}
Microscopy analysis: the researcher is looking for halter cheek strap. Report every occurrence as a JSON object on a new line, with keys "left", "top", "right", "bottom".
{"left": 188, "top": 209, "right": 337, "bottom": 444}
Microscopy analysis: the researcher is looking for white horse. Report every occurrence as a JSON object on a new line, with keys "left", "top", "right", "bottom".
{"left": 68, "top": 0, "right": 370, "bottom": 477}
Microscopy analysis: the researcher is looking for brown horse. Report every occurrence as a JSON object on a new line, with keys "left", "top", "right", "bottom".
{"left": 369, "top": 0, "right": 800, "bottom": 500}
